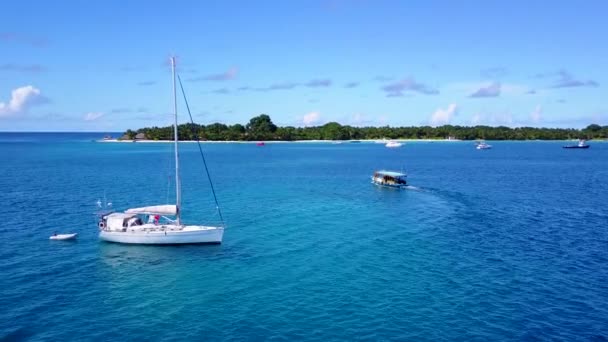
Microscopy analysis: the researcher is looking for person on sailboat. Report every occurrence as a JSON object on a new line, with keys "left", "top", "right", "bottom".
{"left": 147, "top": 214, "right": 160, "bottom": 225}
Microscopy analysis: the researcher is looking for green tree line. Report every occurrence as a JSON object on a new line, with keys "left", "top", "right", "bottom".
{"left": 122, "top": 114, "right": 608, "bottom": 141}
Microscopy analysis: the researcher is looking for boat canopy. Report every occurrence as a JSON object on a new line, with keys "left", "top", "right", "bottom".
{"left": 375, "top": 170, "right": 407, "bottom": 177}
{"left": 125, "top": 204, "right": 177, "bottom": 216}
{"left": 105, "top": 213, "right": 137, "bottom": 231}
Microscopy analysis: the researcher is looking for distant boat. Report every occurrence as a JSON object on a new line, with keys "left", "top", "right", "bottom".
{"left": 371, "top": 170, "right": 407, "bottom": 188}
{"left": 256, "top": 142, "right": 265, "bottom": 146}
{"left": 385, "top": 141, "right": 403, "bottom": 148}
{"left": 563, "top": 139, "right": 590, "bottom": 149}
{"left": 476, "top": 141, "right": 492, "bottom": 150}
{"left": 50, "top": 233, "right": 77, "bottom": 240}
{"left": 102, "top": 135, "right": 112, "bottom": 140}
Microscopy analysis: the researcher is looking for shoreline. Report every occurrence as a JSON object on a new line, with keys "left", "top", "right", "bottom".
{"left": 96, "top": 138, "right": 604, "bottom": 144}
{"left": 97, "top": 138, "right": 464, "bottom": 144}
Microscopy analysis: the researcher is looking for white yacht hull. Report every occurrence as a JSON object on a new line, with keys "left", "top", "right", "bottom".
{"left": 385, "top": 142, "right": 403, "bottom": 148}
{"left": 99, "top": 226, "right": 223, "bottom": 245}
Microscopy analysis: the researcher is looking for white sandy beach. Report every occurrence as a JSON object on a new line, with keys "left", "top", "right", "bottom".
{"left": 97, "top": 138, "right": 462, "bottom": 144}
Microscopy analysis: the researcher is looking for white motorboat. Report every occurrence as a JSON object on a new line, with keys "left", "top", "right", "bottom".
{"left": 563, "top": 139, "right": 590, "bottom": 149}
{"left": 98, "top": 57, "right": 225, "bottom": 245}
{"left": 476, "top": 141, "right": 492, "bottom": 149}
{"left": 50, "top": 233, "right": 77, "bottom": 240}
{"left": 385, "top": 141, "right": 403, "bottom": 148}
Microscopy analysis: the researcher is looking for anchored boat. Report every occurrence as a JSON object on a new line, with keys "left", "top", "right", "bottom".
{"left": 476, "top": 140, "right": 492, "bottom": 149}
{"left": 50, "top": 233, "right": 77, "bottom": 240}
{"left": 98, "top": 57, "right": 225, "bottom": 245}
{"left": 563, "top": 139, "right": 590, "bottom": 149}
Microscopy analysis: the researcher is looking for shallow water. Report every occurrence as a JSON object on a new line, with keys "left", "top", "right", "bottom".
{"left": 1, "top": 134, "right": 607, "bottom": 341}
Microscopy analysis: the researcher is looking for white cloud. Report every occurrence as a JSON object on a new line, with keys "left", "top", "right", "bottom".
{"left": 187, "top": 67, "right": 238, "bottom": 82}
{"left": 530, "top": 105, "right": 542, "bottom": 123}
{"left": 470, "top": 112, "right": 514, "bottom": 126}
{"left": 430, "top": 104, "right": 458, "bottom": 126}
{"left": 351, "top": 113, "right": 363, "bottom": 124}
{"left": 349, "top": 113, "right": 370, "bottom": 126}
{"left": 471, "top": 113, "right": 482, "bottom": 125}
{"left": 302, "top": 111, "right": 321, "bottom": 126}
{"left": 84, "top": 112, "right": 104, "bottom": 121}
{"left": 340, "top": 113, "right": 390, "bottom": 127}
{"left": 0, "top": 85, "right": 46, "bottom": 117}
{"left": 502, "top": 84, "right": 531, "bottom": 95}
{"left": 382, "top": 77, "right": 439, "bottom": 97}
{"left": 377, "top": 115, "right": 388, "bottom": 126}
{"left": 469, "top": 82, "right": 501, "bottom": 98}
{"left": 444, "top": 82, "right": 529, "bottom": 96}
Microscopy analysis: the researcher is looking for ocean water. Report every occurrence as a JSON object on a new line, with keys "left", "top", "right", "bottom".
{"left": 1, "top": 133, "right": 607, "bottom": 341}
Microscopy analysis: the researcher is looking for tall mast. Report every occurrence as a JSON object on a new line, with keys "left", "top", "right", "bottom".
{"left": 171, "top": 57, "right": 181, "bottom": 225}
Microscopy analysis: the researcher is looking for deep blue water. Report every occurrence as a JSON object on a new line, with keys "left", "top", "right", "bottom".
{"left": 1, "top": 133, "right": 607, "bottom": 341}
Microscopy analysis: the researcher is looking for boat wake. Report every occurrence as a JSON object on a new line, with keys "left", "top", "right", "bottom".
{"left": 403, "top": 185, "right": 424, "bottom": 192}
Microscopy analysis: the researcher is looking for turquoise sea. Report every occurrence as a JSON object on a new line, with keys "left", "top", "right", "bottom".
{"left": 1, "top": 133, "right": 607, "bottom": 341}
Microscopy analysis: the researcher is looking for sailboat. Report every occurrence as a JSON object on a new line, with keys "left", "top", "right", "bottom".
{"left": 97, "top": 57, "right": 224, "bottom": 244}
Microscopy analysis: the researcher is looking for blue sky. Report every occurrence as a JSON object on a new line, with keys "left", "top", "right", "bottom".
{"left": 1, "top": 0, "right": 606, "bottom": 131}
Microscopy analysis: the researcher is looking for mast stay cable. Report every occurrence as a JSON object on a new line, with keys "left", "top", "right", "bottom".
{"left": 177, "top": 74, "right": 225, "bottom": 227}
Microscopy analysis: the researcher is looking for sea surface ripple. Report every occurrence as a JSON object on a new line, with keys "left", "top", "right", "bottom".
{"left": 0, "top": 134, "right": 607, "bottom": 341}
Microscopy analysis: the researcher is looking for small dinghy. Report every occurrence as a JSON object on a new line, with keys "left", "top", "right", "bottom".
{"left": 50, "top": 233, "right": 77, "bottom": 240}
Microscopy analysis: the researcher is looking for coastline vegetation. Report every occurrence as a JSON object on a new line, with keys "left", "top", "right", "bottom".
{"left": 122, "top": 114, "right": 608, "bottom": 141}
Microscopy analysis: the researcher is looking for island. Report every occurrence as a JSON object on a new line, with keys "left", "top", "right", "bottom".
{"left": 115, "top": 114, "right": 608, "bottom": 142}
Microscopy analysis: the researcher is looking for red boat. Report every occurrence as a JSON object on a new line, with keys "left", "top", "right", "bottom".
{"left": 256, "top": 142, "right": 265, "bottom": 146}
